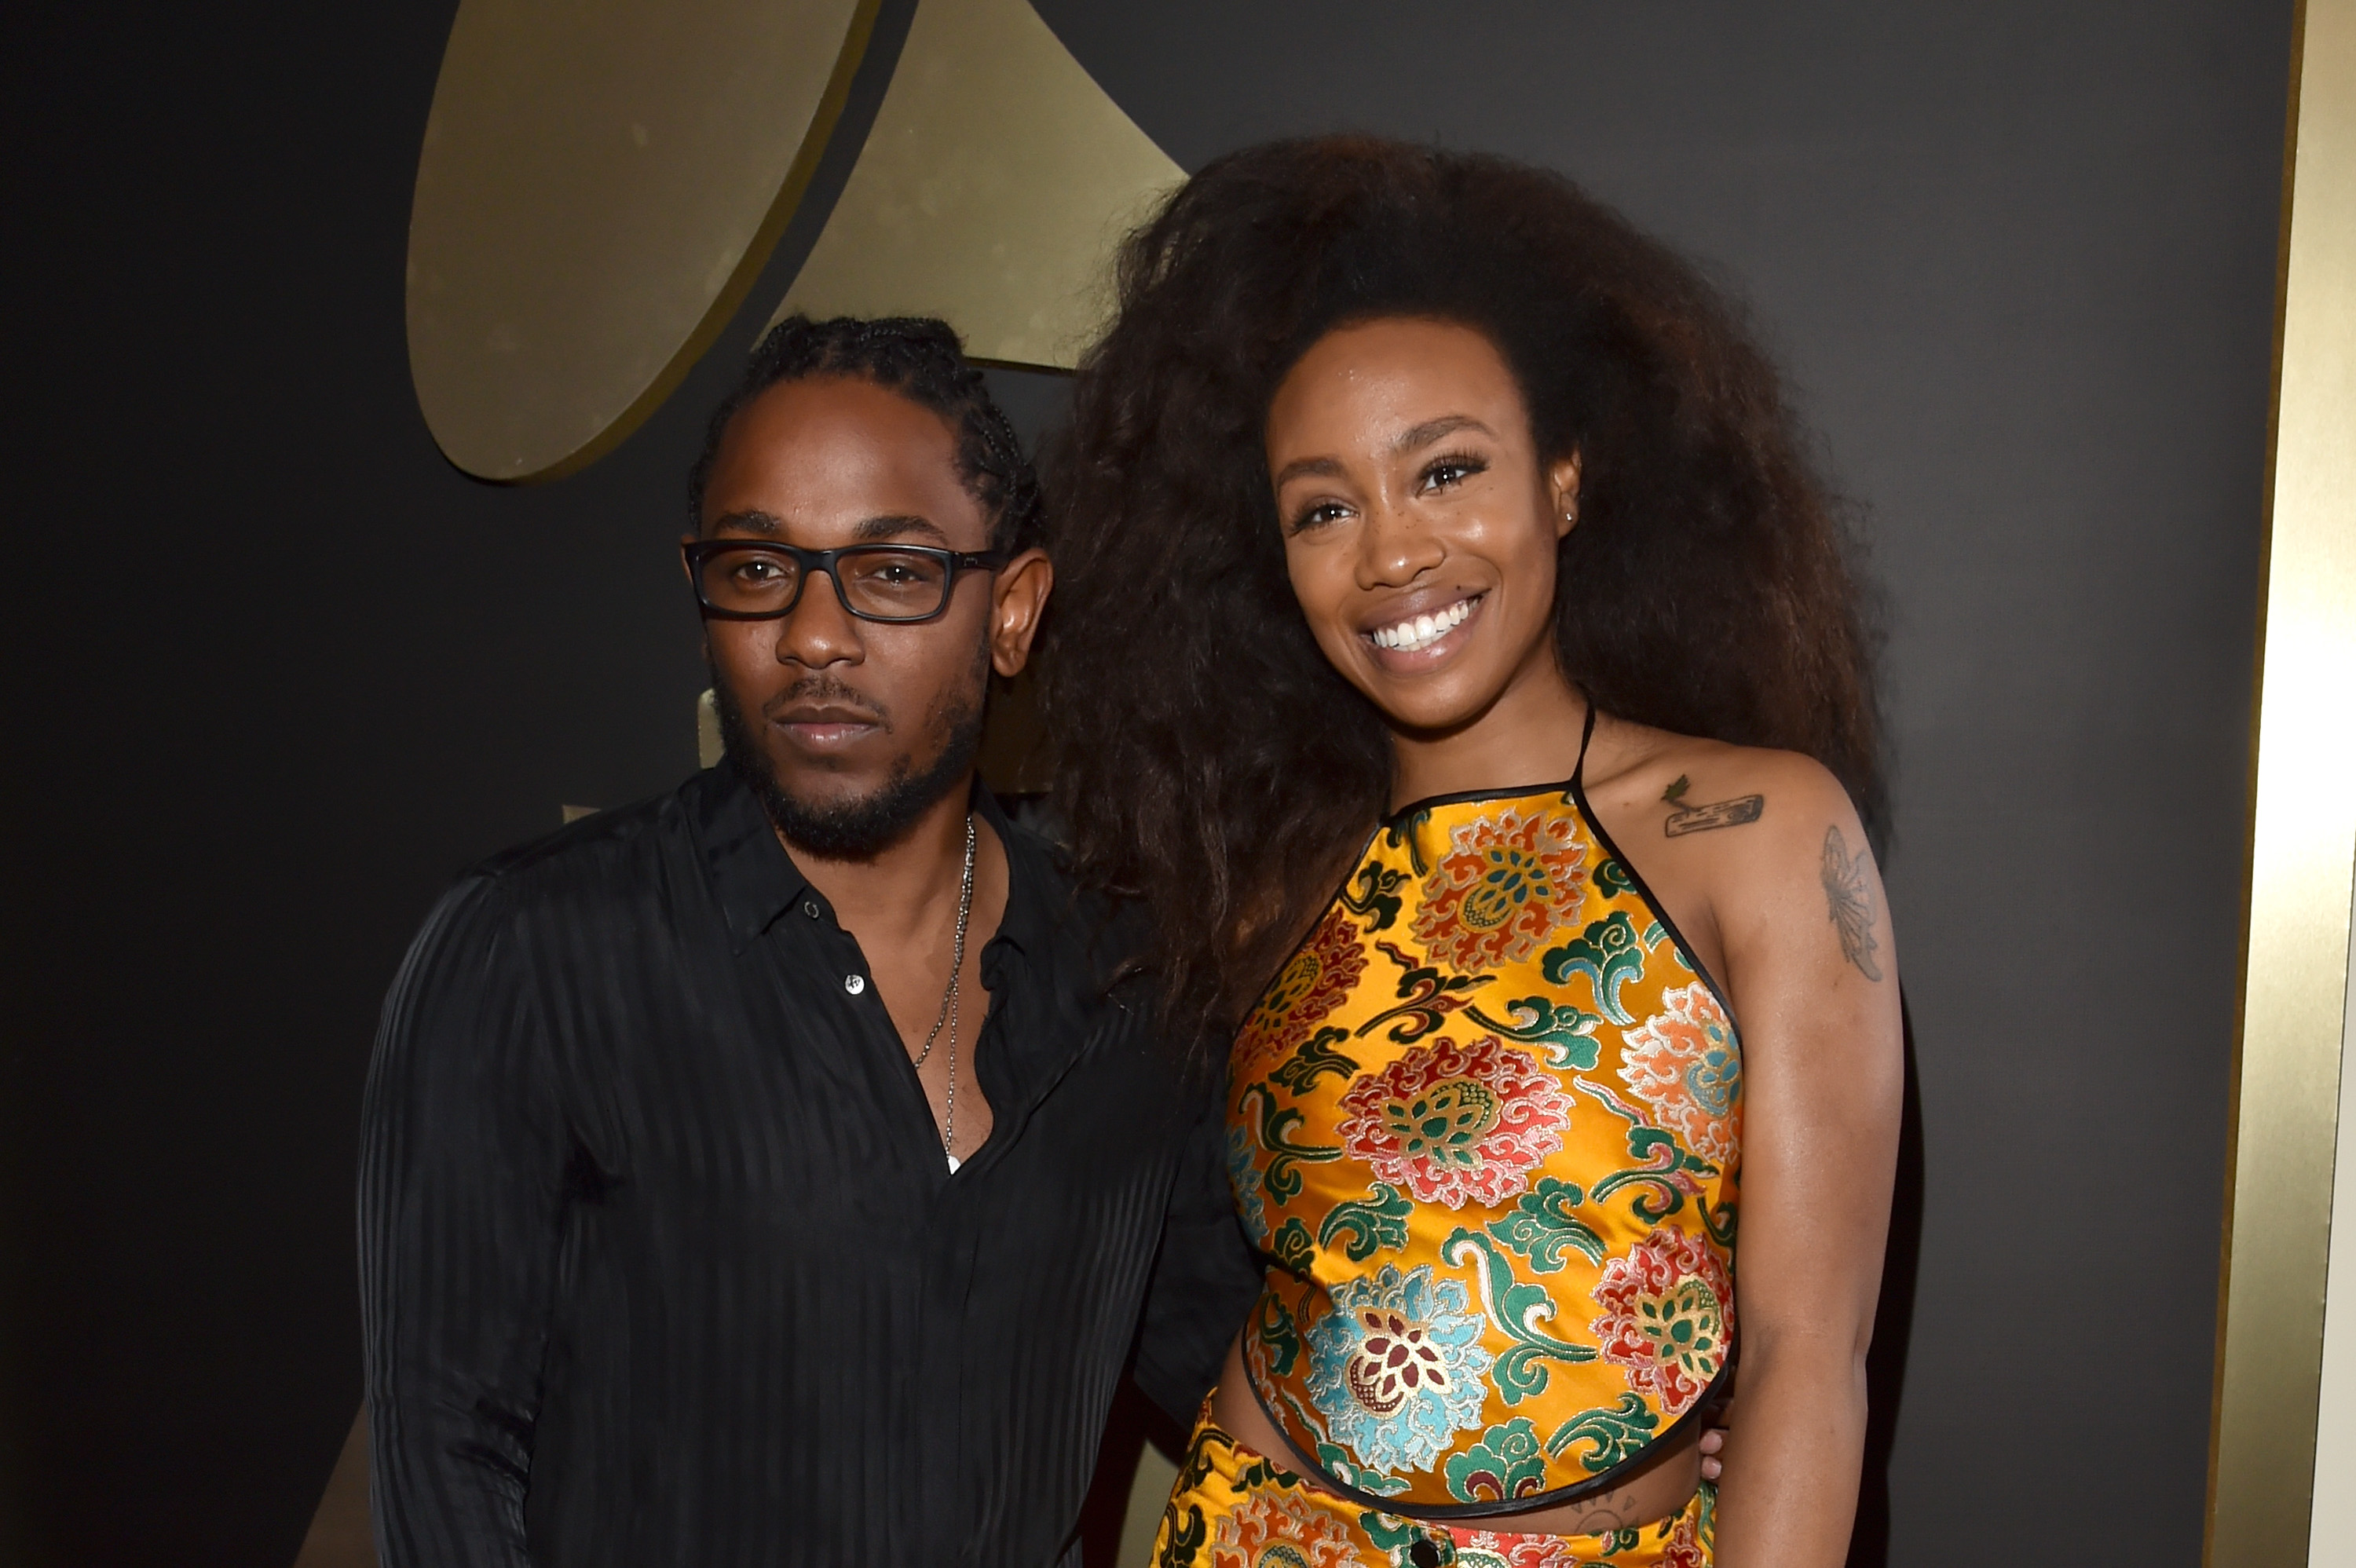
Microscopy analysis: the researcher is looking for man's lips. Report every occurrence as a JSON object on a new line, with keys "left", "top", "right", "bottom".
{"left": 769, "top": 704, "right": 884, "bottom": 749}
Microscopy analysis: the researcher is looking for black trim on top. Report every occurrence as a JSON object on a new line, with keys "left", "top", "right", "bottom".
{"left": 1381, "top": 774, "right": 1581, "bottom": 828}
{"left": 1246, "top": 1360, "right": 1732, "bottom": 1521}
{"left": 1566, "top": 709, "right": 1740, "bottom": 1029}
{"left": 1229, "top": 818, "right": 1389, "bottom": 1029}
{"left": 1237, "top": 701, "right": 1750, "bottom": 1519}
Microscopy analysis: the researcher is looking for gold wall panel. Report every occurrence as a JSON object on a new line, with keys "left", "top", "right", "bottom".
{"left": 768, "top": 0, "right": 1183, "bottom": 369}
{"left": 2307, "top": 896, "right": 2356, "bottom": 1557}
{"left": 2205, "top": 0, "right": 2356, "bottom": 1560}
{"left": 407, "top": 0, "right": 880, "bottom": 481}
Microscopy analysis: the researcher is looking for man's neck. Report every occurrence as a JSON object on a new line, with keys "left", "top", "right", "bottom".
{"left": 779, "top": 775, "right": 988, "bottom": 944}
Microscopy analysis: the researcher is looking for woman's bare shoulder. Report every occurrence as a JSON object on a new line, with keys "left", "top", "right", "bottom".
{"left": 1582, "top": 718, "right": 1857, "bottom": 858}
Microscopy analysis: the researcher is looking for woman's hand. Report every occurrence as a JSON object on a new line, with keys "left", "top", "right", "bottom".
{"left": 1698, "top": 1390, "right": 1734, "bottom": 1482}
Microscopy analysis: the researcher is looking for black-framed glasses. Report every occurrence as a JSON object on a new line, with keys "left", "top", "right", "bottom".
{"left": 682, "top": 540, "right": 1008, "bottom": 624}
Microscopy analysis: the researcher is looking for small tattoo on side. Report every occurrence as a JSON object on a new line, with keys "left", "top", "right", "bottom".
{"left": 1565, "top": 1491, "right": 1639, "bottom": 1533}
{"left": 1820, "top": 825, "right": 1884, "bottom": 981}
{"left": 1661, "top": 774, "right": 1765, "bottom": 838}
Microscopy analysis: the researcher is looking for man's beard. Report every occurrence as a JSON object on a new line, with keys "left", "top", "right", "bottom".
{"left": 710, "top": 653, "right": 989, "bottom": 860}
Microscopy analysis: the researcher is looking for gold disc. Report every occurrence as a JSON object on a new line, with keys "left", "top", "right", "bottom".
{"left": 407, "top": 0, "right": 880, "bottom": 481}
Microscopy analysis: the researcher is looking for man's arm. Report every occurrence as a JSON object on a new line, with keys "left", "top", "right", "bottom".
{"left": 1131, "top": 1080, "right": 1262, "bottom": 1424}
{"left": 360, "top": 875, "right": 569, "bottom": 1568}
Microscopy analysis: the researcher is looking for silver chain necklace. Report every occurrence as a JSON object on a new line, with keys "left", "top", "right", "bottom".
{"left": 911, "top": 815, "right": 976, "bottom": 1170}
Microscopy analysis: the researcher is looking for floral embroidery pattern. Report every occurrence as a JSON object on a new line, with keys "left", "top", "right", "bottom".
{"left": 1227, "top": 1124, "right": 1271, "bottom": 1248}
{"left": 1446, "top": 1530, "right": 1589, "bottom": 1568}
{"left": 1443, "top": 1416, "right": 1548, "bottom": 1504}
{"left": 1658, "top": 1484, "right": 1714, "bottom": 1568}
{"left": 1618, "top": 983, "right": 1740, "bottom": 1165}
{"left": 1337, "top": 1036, "right": 1573, "bottom": 1208}
{"left": 1304, "top": 1263, "right": 1492, "bottom": 1473}
{"left": 1219, "top": 784, "right": 1740, "bottom": 1515}
{"left": 1411, "top": 806, "right": 1590, "bottom": 974}
{"left": 1207, "top": 1489, "right": 1359, "bottom": 1568}
{"left": 1237, "top": 909, "right": 1369, "bottom": 1072}
{"left": 1590, "top": 1228, "right": 1732, "bottom": 1416}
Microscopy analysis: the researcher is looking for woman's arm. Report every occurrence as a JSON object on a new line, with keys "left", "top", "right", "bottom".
{"left": 1706, "top": 758, "right": 1903, "bottom": 1566}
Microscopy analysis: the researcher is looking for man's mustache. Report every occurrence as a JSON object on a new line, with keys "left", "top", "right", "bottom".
{"left": 762, "top": 675, "right": 890, "bottom": 727}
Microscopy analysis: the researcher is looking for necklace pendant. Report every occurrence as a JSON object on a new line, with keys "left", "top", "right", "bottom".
{"left": 945, "top": 1152, "right": 961, "bottom": 1175}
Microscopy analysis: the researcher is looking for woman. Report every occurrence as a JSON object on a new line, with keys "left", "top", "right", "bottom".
{"left": 1045, "top": 137, "right": 1901, "bottom": 1566}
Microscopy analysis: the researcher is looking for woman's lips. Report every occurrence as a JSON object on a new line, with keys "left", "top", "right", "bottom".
{"left": 1361, "top": 592, "right": 1485, "bottom": 667}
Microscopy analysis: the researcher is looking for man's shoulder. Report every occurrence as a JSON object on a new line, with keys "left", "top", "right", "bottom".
{"left": 455, "top": 771, "right": 712, "bottom": 913}
{"left": 992, "top": 800, "right": 1162, "bottom": 1011}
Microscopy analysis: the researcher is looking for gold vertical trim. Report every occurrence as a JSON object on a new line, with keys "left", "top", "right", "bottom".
{"left": 2205, "top": 0, "right": 2356, "bottom": 1561}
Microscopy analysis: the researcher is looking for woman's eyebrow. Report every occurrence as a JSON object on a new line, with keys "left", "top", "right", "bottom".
{"left": 1391, "top": 414, "right": 1491, "bottom": 454}
{"left": 1271, "top": 454, "right": 1345, "bottom": 488}
{"left": 1271, "top": 416, "right": 1494, "bottom": 489}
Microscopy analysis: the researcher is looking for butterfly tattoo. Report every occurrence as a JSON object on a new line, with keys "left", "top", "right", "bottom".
{"left": 1820, "top": 826, "right": 1883, "bottom": 981}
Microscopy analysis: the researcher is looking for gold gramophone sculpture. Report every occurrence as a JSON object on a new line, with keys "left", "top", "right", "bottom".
{"left": 404, "top": 0, "right": 1182, "bottom": 484}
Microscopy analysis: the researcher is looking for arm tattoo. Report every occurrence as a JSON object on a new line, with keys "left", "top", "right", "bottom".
{"left": 1820, "top": 826, "right": 1884, "bottom": 981}
{"left": 1661, "top": 774, "right": 1765, "bottom": 838}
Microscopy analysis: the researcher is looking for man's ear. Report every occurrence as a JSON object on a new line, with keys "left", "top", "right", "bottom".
{"left": 989, "top": 549, "right": 1054, "bottom": 678}
{"left": 1549, "top": 452, "right": 1583, "bottom": 539}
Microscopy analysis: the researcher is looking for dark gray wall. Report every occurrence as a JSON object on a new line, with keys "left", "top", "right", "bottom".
{"left": 0, "top": 2, "right": 2288, "bottom": 1563}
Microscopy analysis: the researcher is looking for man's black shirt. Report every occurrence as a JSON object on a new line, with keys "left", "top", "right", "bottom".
{"left": 360, "top": 763, "right": 1257, "bottom": 1566}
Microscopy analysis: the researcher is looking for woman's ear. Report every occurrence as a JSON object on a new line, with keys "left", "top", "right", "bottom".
{"left": 1549, "top": 452, "right": 1583, "bottom": 539}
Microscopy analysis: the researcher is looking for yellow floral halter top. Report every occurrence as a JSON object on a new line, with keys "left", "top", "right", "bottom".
{"left": 1227, "top": 719, "right": 1740, "bottom": 1517}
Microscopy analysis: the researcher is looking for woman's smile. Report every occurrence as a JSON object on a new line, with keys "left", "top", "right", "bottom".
{"left": 1362, "top": 590, "right": 1486, "bottom": 660}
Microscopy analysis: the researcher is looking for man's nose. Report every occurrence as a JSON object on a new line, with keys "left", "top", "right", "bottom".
{"left": 1357, "top": 499, "right": 1445, "bottom": 588}
{"left": 774, "top": 571, "right": 865, "bottom": 667}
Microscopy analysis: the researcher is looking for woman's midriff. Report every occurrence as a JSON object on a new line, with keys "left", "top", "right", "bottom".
{"left": 1209, "top": 1335, "right": 1701, "bottom": 1537}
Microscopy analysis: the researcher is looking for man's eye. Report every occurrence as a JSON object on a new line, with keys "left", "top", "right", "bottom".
{"left": 733, "top": 560, "right": 781, "bottom": 583}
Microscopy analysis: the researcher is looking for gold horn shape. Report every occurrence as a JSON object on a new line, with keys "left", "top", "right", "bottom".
{"left": 406, "top": 0, "right": 1180, "bottom": 483}
{"left": 768, "top": 0, "right": 1184, "bottom": 370}
{"left": 406, "top": 0, "right": 883, "bottom": 482}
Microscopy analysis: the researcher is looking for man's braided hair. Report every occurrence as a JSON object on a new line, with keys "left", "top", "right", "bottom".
{"left": 687, "top": 315, "right": 1042, "bottom": 553}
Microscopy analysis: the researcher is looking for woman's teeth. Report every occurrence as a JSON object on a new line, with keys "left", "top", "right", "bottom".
{"left": 1371, "top": 598, "right": 1476, "bottom": 652}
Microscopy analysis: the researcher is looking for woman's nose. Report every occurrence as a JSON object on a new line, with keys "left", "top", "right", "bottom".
{"left": 1357, "top": 502, "right": 1445, "bottom": 588}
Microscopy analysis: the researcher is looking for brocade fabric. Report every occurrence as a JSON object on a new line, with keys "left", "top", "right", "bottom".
{"left": 1152, "top": 1402, "right": 1714, "bottom": 1568}
{"left": 1227, "top": 777, "right": 1740, "bottom": 1518}
{"left": 359, "top": 762, "right": 1257, "bottom": 1567}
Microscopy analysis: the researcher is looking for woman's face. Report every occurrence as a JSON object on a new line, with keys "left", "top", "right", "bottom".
{"left": 1266, "top": 317, "right": 1579, "bottom": 736}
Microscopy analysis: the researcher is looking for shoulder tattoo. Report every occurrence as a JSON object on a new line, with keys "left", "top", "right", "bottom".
{"left": 1661, "top": 773, "right": 1765, "bottom": 837}
{"left": 1820, "top": 825, "right": 1884, "bottom": 981}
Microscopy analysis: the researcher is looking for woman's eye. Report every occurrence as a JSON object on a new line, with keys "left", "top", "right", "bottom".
{"left": 1422, "top": 455, "right": 1487, "bottom": 491}
{"left": 1290, "top": 502, "right": 1351, "bottom": 533}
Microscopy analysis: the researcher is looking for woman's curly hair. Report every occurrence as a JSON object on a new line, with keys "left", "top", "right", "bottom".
{"left": 1041, "top": 135, "right": 1881, "bottom": 1041}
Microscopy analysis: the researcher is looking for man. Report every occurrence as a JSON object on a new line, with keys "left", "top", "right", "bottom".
{"left": 360, "top": 316, "right": 1254, "bottom": 1565}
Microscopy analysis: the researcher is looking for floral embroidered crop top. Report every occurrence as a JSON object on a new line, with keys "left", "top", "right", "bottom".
{"left": 1227, "top": 762, "right": 1741, "bottom": 1517}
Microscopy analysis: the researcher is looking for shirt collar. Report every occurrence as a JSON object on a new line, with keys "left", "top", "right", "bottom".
{"left": 690, "top": 760, "right": 1052, "bottom": 957}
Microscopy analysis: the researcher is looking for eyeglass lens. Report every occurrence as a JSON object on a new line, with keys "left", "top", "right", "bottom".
{"left": 698, "top": 546, "right": 953, "bottom": 620}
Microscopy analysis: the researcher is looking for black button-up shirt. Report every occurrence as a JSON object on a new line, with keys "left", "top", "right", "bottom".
{"left": 360, "top": 764, "right": 1256, "bottom": 1566}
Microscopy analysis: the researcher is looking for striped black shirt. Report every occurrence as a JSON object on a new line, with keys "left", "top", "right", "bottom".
{"left": 359, "top": 764, "right": 1253, "bottom": 1566}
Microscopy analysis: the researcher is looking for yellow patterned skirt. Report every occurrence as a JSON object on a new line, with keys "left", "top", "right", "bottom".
{"left": 1151, "top": 1402, "right": 1713, "bottom": 1568}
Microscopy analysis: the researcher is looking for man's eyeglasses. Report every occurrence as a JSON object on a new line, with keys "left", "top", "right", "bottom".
{"left": 682, "top": 540, "right": 1008, "bottom": 624}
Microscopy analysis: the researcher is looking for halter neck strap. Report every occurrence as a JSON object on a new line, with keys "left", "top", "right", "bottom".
{"left": 1572, "top": 699, "right": 1600, "bottom": 786}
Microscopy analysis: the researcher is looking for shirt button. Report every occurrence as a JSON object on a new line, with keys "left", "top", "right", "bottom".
{"left": 803, "top": 900, "right": 821, "bottom": 919}
{"left": 843, "top": 974, "right": 866, "bottom": 996}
